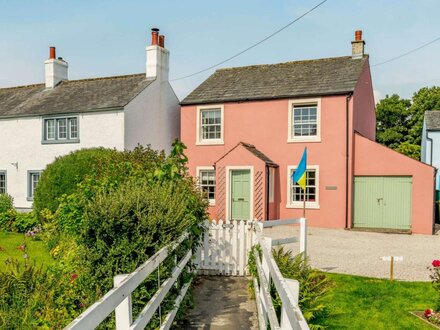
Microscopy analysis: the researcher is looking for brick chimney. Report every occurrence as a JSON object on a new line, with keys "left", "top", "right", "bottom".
{"left": 351, "top": 30, "right": 365, "bottom": 59}
{"left": 44, "top": 47, "right": 68, "bottom": 88}
{"left": 146, "top": 28, "right": 169, "bottom": 81}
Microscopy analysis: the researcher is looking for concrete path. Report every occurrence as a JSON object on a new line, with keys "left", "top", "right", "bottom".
{"left": 265, "top": 226, "right": 440, "bottom": 281}
{"left": 177, "top": 276, "right": 258, "bottom": 330}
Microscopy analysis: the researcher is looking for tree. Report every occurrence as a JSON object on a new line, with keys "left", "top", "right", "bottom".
{"left": 375, "top": 86, "right": 440, "bottom": 160}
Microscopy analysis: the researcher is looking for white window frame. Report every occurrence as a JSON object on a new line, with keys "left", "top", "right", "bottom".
{"left": 69, "top": 117, "right": 78, "bottom": 139}
{"left": 196, "top": 105, "right": 224, "bottom": 145}
{"left": 42, "top": 115, "right": 80, "bottom": 144}
{"left": 197, "top": 166, "right": 216, "bottom": 206}
{"left": 27, "top": 170, "right": 42, "bottom": 201}
{"left": 268, "top": 167, "right": 275, "bottom": 203}
{"left": 288, "top": 98, "right": 321, "bottom": 143}
{"left": 0, "top": 171, "right": 6, "bottom": 194}
{"left": 286, "top": 165, "right": 320, "bottom": 209}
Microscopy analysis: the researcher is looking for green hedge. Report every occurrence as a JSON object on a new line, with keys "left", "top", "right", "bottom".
{"left": 0, "top": 194, "right": 13, "bottom": 214}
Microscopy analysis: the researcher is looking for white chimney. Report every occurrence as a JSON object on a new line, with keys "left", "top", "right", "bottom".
{"left": 44, "top": 47, "right": 68, "bottom": 88}
{"left": 146, "top": 28, "right": 169, "bottom": 81}
{"left": 351, "top": 30, "right": 365, "bottom": 59}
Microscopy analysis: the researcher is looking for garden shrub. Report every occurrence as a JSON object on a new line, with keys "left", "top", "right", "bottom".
{"left": 248, "top": 245, "right": 332, "bottom": 328}
{"left": 0, "top": 193, "right": 13, "bottom": 214}
{"left": 33, "top": 148, "right": 120, "bottom": 214}
{"left": 0, "top": 210, "right": 40, "bottom": 233}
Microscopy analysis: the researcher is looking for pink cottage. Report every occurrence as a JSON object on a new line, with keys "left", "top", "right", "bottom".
{"left": 180, "top": 31, "right": 435, "bottom": 234}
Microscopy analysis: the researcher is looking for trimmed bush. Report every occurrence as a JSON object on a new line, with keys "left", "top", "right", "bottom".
{"left": 0, "top": 210, "right": 40, "bottom": 233}
{"left": 0, "top": 194, "right": 13, "bottom": 214}
{"left": 33, "top": 148, "right": 120, "bottom": 214}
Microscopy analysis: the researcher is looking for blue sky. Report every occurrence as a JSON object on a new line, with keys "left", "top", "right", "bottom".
{"left": 0, "top": 0, "right": 439, "bottom": 101}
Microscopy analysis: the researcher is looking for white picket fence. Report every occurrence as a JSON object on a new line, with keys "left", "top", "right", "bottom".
{"left": 196, "top": 219, "right": 256, "bottom": 276}
{"left": 64, "top": 218, "right": 309, "bottom": 330}
{"left": 196, "top": 218, "right": 307, "bottom": 276}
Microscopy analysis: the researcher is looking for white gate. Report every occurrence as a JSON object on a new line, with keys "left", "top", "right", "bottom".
{"left": 196, "top": 218, "right": 307, "bottom": 276}
{"left": 196, "top": 219, "right": 256, "bottom": 276}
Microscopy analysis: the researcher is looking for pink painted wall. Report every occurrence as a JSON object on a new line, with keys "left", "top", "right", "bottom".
{"left": 353, "top": 60, "right": 376, "bottom": 140}
{"left": 215, "top": 144, "right": 267, "bottom": 220}
{"left": 354, "top": 133, "right": 435, "bottom": 234}
{"left": 181, "top": 95, "right": 351, "bottom": 229}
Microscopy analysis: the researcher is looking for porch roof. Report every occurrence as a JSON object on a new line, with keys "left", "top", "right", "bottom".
{"left": 214, "top": 142, "right": 278, "bottom": 167}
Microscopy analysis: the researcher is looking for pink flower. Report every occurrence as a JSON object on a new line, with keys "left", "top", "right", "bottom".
{"left": 432, "top": 260, "right": 440, "bottom": 268}
{"left": 17, "top": 245, "right": 24, "bottom": 251}
{"left": 425, "top": 309, "right": 433, "bottom": 318}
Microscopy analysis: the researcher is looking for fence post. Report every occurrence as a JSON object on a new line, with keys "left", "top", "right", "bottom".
{"left": 299, "top": 217, "right": 307, "bottom": 259}
{"left": 114, "top": 274, "right": 132, "bottom": 330}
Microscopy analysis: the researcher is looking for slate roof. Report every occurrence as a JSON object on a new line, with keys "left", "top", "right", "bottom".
{"left": 215, "top": 142, "right": 278, "bottom": 167}
{"left": 181, "top": 56, "right": 368, "bottom": 105}
{"left": 425, "top": 111, "right": 440, "bottom": 130}
{"left": 0, "top": 74, "right": 154, "bottom": 118}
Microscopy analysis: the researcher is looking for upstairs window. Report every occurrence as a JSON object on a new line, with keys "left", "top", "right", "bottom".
{"left": 43, "top": 116, "right": 79, "bottom": 143}
{"left": 288, "top": 99, "right": 321, "bottom": 142}
{"left": 0, "top": 171, "right": 6, "bottom": 194}
{"left": 28, "top": 171, "right": 42, "bottom": 200}
{"left": 197, "top": 106, "right": 224, "bottom": 144}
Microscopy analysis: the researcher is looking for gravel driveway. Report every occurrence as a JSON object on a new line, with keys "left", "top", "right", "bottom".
{"left": 265, "top": 226, "right": 440, "bottom": 281}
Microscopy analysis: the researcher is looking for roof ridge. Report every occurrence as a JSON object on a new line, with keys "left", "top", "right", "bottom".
{"left": 0, "top": 73, "right": 149, "bottom": 91}
{"left": 216, "top": 55, "right": 368, "bottom": 72}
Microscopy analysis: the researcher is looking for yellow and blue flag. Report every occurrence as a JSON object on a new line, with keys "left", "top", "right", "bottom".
{"left": 292, "top": 148, "right": 307, "bottom": 190}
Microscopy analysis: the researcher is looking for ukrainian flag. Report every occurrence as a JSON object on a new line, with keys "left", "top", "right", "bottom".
{"left": 292, "top": 148, "right": 307, "bottom": 190}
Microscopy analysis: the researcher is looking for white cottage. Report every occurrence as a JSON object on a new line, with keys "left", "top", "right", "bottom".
{"left": 0, "top": 28, "right": 179, "bottom": 210}
{"left": 421, "top": 110, "right": 440, "bottom": 190}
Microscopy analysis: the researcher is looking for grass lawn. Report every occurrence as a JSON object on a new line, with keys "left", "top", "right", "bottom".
{"left": 320, "top": 273, "right": 438, "bottom": 329}
{"left": 0, "top": 231, "right": 54, "bottom": 269}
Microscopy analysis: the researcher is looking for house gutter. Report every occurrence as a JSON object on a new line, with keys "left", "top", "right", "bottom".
{"left": 345, "top": 93, "right": 353, "bottom": 229}
{"left": 426, "top": 132, "right": 433, "bottom": 165}
{"left": 266, "top": 165, "right": 269, "bottom": 221}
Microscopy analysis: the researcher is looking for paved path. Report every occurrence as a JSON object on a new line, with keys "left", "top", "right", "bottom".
{"left": 176, "top": 276, "right": 258, "bottom": 330}
{"left": 265, "top": 226, "right": 440, "bottom": 281}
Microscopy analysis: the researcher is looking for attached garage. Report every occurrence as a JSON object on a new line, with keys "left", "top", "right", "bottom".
{"left": 353, "top": 133, "right": 435, "bottom": 234}
{"left": 353, "top": 176, "right": 412, "bottom": 231}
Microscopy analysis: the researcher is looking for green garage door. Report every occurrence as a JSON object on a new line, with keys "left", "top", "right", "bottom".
{"left": 354, "top": 176, "right": 412, "bottom": 230}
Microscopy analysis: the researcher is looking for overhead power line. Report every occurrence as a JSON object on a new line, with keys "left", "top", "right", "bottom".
{"left": 170, "top": 0, "right": 329, "bottom": 81}
{"left": 372, "top": 35, "right": 440, "bottom": 67}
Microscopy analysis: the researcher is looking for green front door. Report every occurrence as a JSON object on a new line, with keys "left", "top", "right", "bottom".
{"left": 354, "top": 176, "right": 412, "bottom": 230}
{"left": 231, "top": 170, "right": 251, "bottom": 220}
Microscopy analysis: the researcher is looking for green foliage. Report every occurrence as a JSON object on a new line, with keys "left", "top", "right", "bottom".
{"left": 33, "top": 148, "right": 121, "bottom": 214}
{"left": 248, "top": 245, "right": 332, "bottom": 329}
{"left": 0, "top": 194, "right": 13, "bottom": 214}
{"left": 272, "top": 247, "right": 332, "bottom": 328}
{"left": 376, "top": 86, "right": 440, "bottom": 160}
{"left": 0, "top": 210, "right": 40, "bottom": 233}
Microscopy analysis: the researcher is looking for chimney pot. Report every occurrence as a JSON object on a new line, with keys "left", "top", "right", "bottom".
{"left": 355, "top": 30, "right": 362, "bottom": 41}
{"left": 151, "top": 28, "right": 159, "bottom": 46}
{"left": 159, "top": 35, "right": 165, "bottom": 48}
{"left": 49, "top": 46, "right": 56, "bottom": 59}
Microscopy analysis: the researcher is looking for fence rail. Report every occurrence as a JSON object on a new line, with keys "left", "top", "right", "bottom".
{"left": 65, "top": 232, "right": 192, "bottom": 330}
{"left": 253, "top": 230, "right": 309, "bottom": 329}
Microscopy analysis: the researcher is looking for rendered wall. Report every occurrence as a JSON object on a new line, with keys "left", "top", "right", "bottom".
{"left": 124, "top": 80, "right": 179, "bottom": 154}
{"left": 0, "top": 110, "right": 124, "bottom": 209}
{"left": 181, "top": 95, "right": 351, "bottom": 229}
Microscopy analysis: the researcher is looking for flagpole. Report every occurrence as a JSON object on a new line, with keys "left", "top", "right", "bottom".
{"left": 302, "top": 187, "right": 306, "bottom": 218}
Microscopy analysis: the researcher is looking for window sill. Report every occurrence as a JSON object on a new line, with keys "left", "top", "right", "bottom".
{"left": 42, "top": 139, "right": 80, "bottom": 145}
{"left": 286, "top": 203, "right": 320, "bottom": 210}
{"left": 287, "top": 137, "right": 321, "bottom": 143}
{"left": 26, "top": 197, "right": 34, "bottom": 202}
{"left": 196, "top": 140, "right": 224, "bottom": 146}
{"left": 209, "top": 201, "right": 216, "bottom": 207}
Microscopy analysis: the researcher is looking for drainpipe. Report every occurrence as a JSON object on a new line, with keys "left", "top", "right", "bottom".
{"left": 427, "top": 132, "right": 433, "bottom": 165}
{"left": 345, "top": 93, "right": 353, "bottom": 229}
{"left": 265, "top": 165, "right": 269, "bottom": 221}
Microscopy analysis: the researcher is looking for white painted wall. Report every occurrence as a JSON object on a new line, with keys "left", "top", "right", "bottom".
{"left": 124, "top": 80, "right": 179, "bottom": 153}
{"left": 0, "top": 110, "right": 124, "bottom": 209}
{"left": 421, "top": 120, "right": 440, "bottom": 189}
